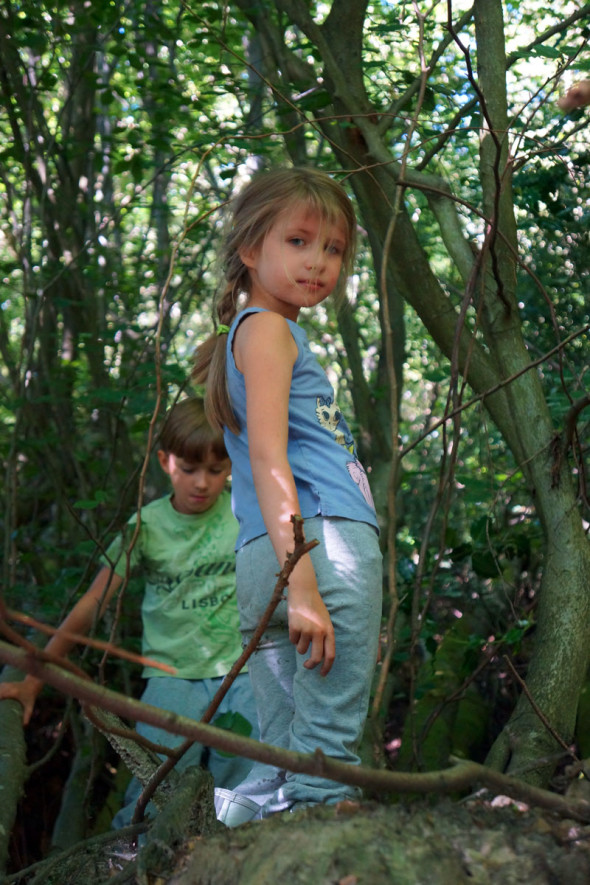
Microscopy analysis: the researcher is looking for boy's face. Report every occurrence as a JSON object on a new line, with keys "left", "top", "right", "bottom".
{"left": 157, "top": 448, "right": 231, "bottom": 515}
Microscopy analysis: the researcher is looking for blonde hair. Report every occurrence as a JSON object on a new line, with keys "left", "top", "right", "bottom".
{"left": 192, "top": 166, "right": 357, "bottom": 433}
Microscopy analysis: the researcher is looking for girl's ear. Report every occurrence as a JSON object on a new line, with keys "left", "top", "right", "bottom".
{"left": 157, "top": 450, "right": 171, "bottom": 475}
{"left": 238, "top": 245, "right": 257, "bottom": 269}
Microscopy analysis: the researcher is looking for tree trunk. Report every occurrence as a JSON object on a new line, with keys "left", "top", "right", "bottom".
{"left": 472, "top": 0, "right": 590, "bottom": 784}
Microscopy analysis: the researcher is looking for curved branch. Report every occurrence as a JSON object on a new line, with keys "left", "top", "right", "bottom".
{"left": 563, "top": 394, "right": 590, "bottom": 454}
{"left": 378, "top": 5, "right": 475, "bottom": 140}
{"left": 280, "top": 0, "right": 372, "bottom": 113}
{"left": 1, "top": 639, "right": 590, "bottom": 824}
{"left": 505, "top": 3, "right": 590, "bottom": 69}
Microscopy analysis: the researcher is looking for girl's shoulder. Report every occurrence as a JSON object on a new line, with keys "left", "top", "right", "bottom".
{"left": 234, "top": 307, "right": 296, "bottom": 347}
{"left": 234, "top": 306, "right": 289, "bottom": 328}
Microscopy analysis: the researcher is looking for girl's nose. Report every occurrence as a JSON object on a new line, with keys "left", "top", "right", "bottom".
{"left": 305, "top": 249, "right": 325, "bottom": 270}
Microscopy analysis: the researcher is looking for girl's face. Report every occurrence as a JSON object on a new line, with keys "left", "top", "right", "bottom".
{"left": 239, "top": 204, "right": 347, "bottom": 321}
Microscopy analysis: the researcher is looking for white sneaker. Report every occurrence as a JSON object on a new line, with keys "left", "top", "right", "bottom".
{"left": 214, "top": 788, "right": 261, "bottom": 827}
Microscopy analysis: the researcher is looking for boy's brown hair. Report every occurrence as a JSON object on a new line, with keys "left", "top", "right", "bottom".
{"left": 159, "top": 397, "right": 228, "bottom": 462}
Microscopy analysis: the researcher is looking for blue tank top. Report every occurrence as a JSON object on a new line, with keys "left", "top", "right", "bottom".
{"left": 225, "top": 307, "right": 378, "bottom": 549}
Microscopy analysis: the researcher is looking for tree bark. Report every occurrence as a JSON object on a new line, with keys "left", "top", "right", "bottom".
{"left": 163, "top": 800, "right": 590, "bottom": 885}
{"left": 50, "top": 714, "right": 109, "bottom": 852}
{"left": 0, "top": 666, "right": 27, "bottom": 876}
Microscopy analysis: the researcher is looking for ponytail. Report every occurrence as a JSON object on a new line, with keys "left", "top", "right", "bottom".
{"left": 192, "top": 283, "right": 241, "bottom": 434}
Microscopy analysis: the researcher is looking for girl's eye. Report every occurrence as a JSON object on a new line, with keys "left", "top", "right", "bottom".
{"left": 327, "top": 244, "right": 342, "bottom": 255}
{"left": 288, "top": 237, "right": 305, "bottom": 247}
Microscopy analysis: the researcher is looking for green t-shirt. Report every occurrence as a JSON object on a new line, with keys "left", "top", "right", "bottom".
{"left": 103, "top": 491, "right": 243, "bottom": 679}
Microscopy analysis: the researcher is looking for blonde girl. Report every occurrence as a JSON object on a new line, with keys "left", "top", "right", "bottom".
{"left": 193, "top": 167, "right": 382, "bottom": 817}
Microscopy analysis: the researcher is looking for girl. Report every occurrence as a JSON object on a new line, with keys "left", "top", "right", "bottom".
{"left": 193, "top": 167, "right": 382, "bottom": 817}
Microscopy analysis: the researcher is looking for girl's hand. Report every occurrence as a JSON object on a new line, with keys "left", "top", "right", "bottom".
{"left": 287, "top": 562, "right": 336, "bottom": 676}
{"left": 0, "top": 675, "right": 42, "bottom": 726}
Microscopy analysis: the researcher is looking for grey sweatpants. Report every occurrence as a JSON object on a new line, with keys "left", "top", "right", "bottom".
{"left": 233, "top": 516, "right": 382, "bottom": 813}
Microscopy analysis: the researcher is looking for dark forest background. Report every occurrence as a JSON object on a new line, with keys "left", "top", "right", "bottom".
{"left": 0, "top": 0, "right": 589, "bottom": 878}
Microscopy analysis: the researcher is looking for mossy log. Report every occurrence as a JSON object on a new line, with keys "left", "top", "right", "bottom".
{"left": 165, "top": 799, "right": 590, "bottom": 885}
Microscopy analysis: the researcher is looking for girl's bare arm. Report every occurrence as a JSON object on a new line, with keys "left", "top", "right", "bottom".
{"left": 234, "top": 310, "right": 335, "bottom": 675}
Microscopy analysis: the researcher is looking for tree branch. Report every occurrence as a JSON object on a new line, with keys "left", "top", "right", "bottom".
{"left": 2, "top": 637, "right": 590, "bottom": 823}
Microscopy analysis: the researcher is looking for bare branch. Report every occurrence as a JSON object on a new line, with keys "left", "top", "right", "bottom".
{"left": 1, "top": 638, "right": 589, "bottom": 824}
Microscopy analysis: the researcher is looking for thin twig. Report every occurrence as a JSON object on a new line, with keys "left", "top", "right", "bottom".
{"left": 502, "top": 654, "right": 579, "bottom": 762}
{"left": 3, "top": 608, "right": 175, "bottom": 674}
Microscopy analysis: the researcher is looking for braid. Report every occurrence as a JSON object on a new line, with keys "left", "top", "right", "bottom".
{"left": 216, "top": 282, "right": 241, "bottom": 328}
{"left": 192, "top": 282, "right": 242, "bottom": 433}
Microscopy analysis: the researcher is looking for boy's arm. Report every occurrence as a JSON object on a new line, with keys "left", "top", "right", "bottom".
{"left": 0, "top": 565, "right": 123, "bottom": 724}
{"left": 235, "top": 311, "right": 336, "bottom": 676}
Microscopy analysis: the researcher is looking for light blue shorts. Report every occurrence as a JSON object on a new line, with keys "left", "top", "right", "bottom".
{"left": 112, "top": 672, "right": 257, "bottom": 828}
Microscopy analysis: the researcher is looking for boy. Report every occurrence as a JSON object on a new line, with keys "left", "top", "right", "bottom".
{"left": 0, "top": 397, "right": 257, "bottom": 825}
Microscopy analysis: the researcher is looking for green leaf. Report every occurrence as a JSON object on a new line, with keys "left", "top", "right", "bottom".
{"left": 471, "top": 516, "right": 492, "bottom": 543}
{"left": 370, "top": 22, "right": 405, "bottom": 35}
{"left": 529, "top": 46, "right": 563, "bottom": 59}
{"left": 214, "top": 711, "right": 254, "bottom": 758}
{"left": 471, "top": 551, "right": 498, "bottom": 579}
{"left": 450, "top": 542, "right": 472, "bottom": 562}
{"left": 73, "top": 490, "right": 109, "bottom": 510}
{"left": 295, "top": 90, "right": 332, "bottom": 111}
